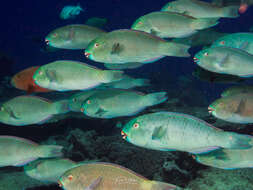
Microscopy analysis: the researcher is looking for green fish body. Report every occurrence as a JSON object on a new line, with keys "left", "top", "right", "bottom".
{"left": 85, "top": 29, "right": 190, "bottom": 65}
{"left": 45, "top": 25, "right": 106, "bottom": 49}
{"left": 122, "top": 112, "right": 252, "bottom": 153}
{"left": 82, "top": 89, "right": 167, "bottom": 118}
{"left": 0, "top": 136, "right": 63, "bottom": 167}
{"left": 221, "top": 85, "right": 253, "bottom": 97}
{"left": 132, "top": 11, "right": 218, "bottom": 38}
{"left": 161, "top": 0, "right": 239, "bottom": 18}
{"left": 0, "top": 96, "right": 67, "bottom": 126}
{"left": 33, "top": 60, "right": 125, "bottom": 91}
{"left": 194, "top": 46, "right": 253, "bottom": 77}
{"left": 211, "top": 33, "right": 253, "bottom": 54}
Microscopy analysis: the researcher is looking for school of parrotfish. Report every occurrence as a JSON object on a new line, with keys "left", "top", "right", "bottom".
{"left": 2, "top": 0, "right": 253, "bottom": 189}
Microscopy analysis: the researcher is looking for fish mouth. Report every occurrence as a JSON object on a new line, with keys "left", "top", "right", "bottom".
{"left": 45, "top": 39, "right": 50, "bottom": 45}
{"left": 208, "top": 106, "right": 215, "bottom": 114}
{"left": 193, "top": 57, "right": 199, "bottom": 64}
{"left": 121, "top": 131, "right": 127, "bottom": 140}
{"left": 58, "top": 180, "right": 63, "bottom": 187}
{"left": 85, "top": 52, "right": 91, "bottom": 58}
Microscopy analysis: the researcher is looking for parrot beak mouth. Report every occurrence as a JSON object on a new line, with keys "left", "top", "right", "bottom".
{"left": 85, "top": 52, "right": 91, "bottom": 58}
{"left": 193, "top": 57, "right": 198, "bottom": 63}
{"left": 208, "top": 106, "right": 215, "bottom": 114}
{"left": 121, "top": 131, "right": 127, "bottom": 140}
{"left": 45, "top": 39, "right": 50, "bottom": 45}
{"left": 58, "top": 180, "right": 63, "bottom": 187}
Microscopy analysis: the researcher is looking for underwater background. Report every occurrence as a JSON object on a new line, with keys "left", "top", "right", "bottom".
{"left": 1, "top": 0, "right": 253, "bottom": 189}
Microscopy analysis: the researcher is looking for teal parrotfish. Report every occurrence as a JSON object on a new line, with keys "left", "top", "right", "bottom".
{"left": 0, "top": 136, "right": 63, "bottom": 167}
{"left": 33, "top": 60, "right": 125, "bottom": 91}
{"left": 121, "top": 112, "right": 253, "bottom": 154}
{"left": 85, "top": 29, "right": 190, "bottom": 67}
{"left": 81, "top": 89, "right": 168, "bottom": 118}
{"left": 221, "top": 85, "right": 253, "bottom": 97}
{"left": 132, "top": 11, "right": 219, "bottom": 38}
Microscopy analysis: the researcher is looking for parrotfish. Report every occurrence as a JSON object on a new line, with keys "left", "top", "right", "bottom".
{"left": 24, "top": 158, "right": 80, "bottom": 183}
{"left": 11, "top": 66, "right": 51, "bottom": 93}
{"left": 0, "top": 136, "right": 63, "bottom": 167}
{"left": 45, "top": 25, "right": 106, "bottom": 49}
{"left": 161, "top": 0, "right": 239, "bottom": 18}
{"left": 0, "top": 96, "right": 69, "bottom": 126}
{"left": 60, "top": 4, "right": 84, "bottom": 20}
{"left": 122, "top": 112, "right": 253, "bottom": 154}
{"left": 58, "top": 162, "right": 181, "bottom": 190}
{"left": 194, "top": 46, "right": 253, "bottom": 77}
{"left": 211, "top": 33, "right": 253, "bottom": 54}
{"left": 193, "top": 140, "right": 253, "bottom": 169}
{"left": 85, "top": 29, "right": 190, "bottom": 66}
{"left": 33, "top": 60, "right": 125, "bottom": 91}
{"left": 221, "top": 85, "right": 253, "bottom": 97}
{"left": 81, "top": 89, "right": 168, "bottom": 118}
{"left": 208, "top": 93, "right": 253, "bottom": 124}
{"left": 132, "top": 11, "right": 218, "bottom": 38}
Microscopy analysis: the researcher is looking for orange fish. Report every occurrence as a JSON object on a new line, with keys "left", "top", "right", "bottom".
{"left": 11, "top": 66, "right": 51, "bottom": 94}
{"left": 59, "top": 162, "right": 181, "bottom": 190}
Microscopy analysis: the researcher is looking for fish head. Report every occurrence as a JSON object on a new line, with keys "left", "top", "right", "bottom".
{"left": 85, "top": 37, "right": 112, "bottom": 63}
{"left": 45, "top": 28, "right": 71, "bottom": 48}
{"left": 122, "top": 116, "right": 152, "bottom": 147}
{"left": 59, "top": 168, "right": 82, "bottom": 190}
{"left": 131, "top": 16, "right": 151, "bottom": 33}
{"left": 194, "top": 48, "right": 228, "bottom": 73}
{"left": 208, "top": 98, "right": 235, "bottom": 119}
{"left": 81, "top": 97, "right": 103, "bottom": 117}
{"left": 33, "top": 67, "right": 51, "bottom": 89}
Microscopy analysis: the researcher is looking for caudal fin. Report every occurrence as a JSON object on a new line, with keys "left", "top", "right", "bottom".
{"left": 144, "top": 92, "right": 168, "bottom": 106}
{"left": 37, "top": 145, "right": 63, "bottom": 158}
{"left": 150, "top": 180, "right": 182, "bottom": 190}
{"left": 162, "top": 42, "right": 190, "bottom": 57}
{"left": 191, "top": 18, "right": 219, "bottom": 30}
{"left": 223, "top": 6, "right": 239, "bottom": 18}
{"left": 224, "top": 132, "right": 252, "bottom": 149}
{"left": 102, "top": 70, "right": 125, "bottom": 83}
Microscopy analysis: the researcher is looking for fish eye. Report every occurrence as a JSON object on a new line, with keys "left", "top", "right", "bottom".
{"left": 68, "top": 175, "right": 73, "bottom": 181}
{"left": 204, "top": 52, "right": 208, "bottom": 56}
{"left": 87, "top": 100, "right": 91, "bottom": 104}
{"left": 138, "top": 21, "right": 143, "bottom": 25}
{"left": 220, "top": 41, "right": 225, "bottom": 45}
{"left": 94, "top": 43, "right": 99, "bottom": 48}
{"left": 133, "top": 123, "right": 139, "bottom": 129}
{"left": 38, "top": 71, "right": 43, "bottom": 75}
{"left": 53, "top": 33, "right": 58, "bottom": 38}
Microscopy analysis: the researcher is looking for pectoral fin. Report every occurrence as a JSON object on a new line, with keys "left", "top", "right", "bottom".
{"left": 45, "top": 69, "right": 57, "bottom": 83}
{"left": 150, "top": 28, "right": 158, "bottom": 36}
{"left": 235, "top": 99, "right": 246, "bottom": 114}
{"left": 218, "top": 54, "right": 229, "bottom": 67}
{"left": 111, "top": 43, "right": 123, "bottom": 55}
{"left": 85, "top": 177, "right": 102, "bottom": 190}
{"left": 239, "top": 41, "right": 249, "bottom": 50}
{"left": 152, "top": 125, "right": 167, "bottom": 140}
{"left": 95, "top": 108, "right": 108, "bottom": 116}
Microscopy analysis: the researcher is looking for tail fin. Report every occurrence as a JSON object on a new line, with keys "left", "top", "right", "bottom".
{"left": 191, "top": 18, "right": 219, "bottom": 30}
{"left": 224, "top": 132, "right": 252, "bottom": 149}
{"left": 135, "top": 78, "right": 150, "bottom": 87}
{"left": 150, "top": 180, "right": 182, "bottom": 190}
{"left": 222, "top": 6, "right": 239, "bottom": 18}
{"left": 144, "top": 92, "right": 168, "bottom": 106}
{"left": 161, "top": 42, "right": 190, "bottom": 57}
{"left": 52, "top": 99, "right": 70, "bottom": 114}
{"left": 37, "top": 145, "right": 63, "bottom": 158}
{"left": 102, "top": 70, "right": 125, "bottom": 83}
